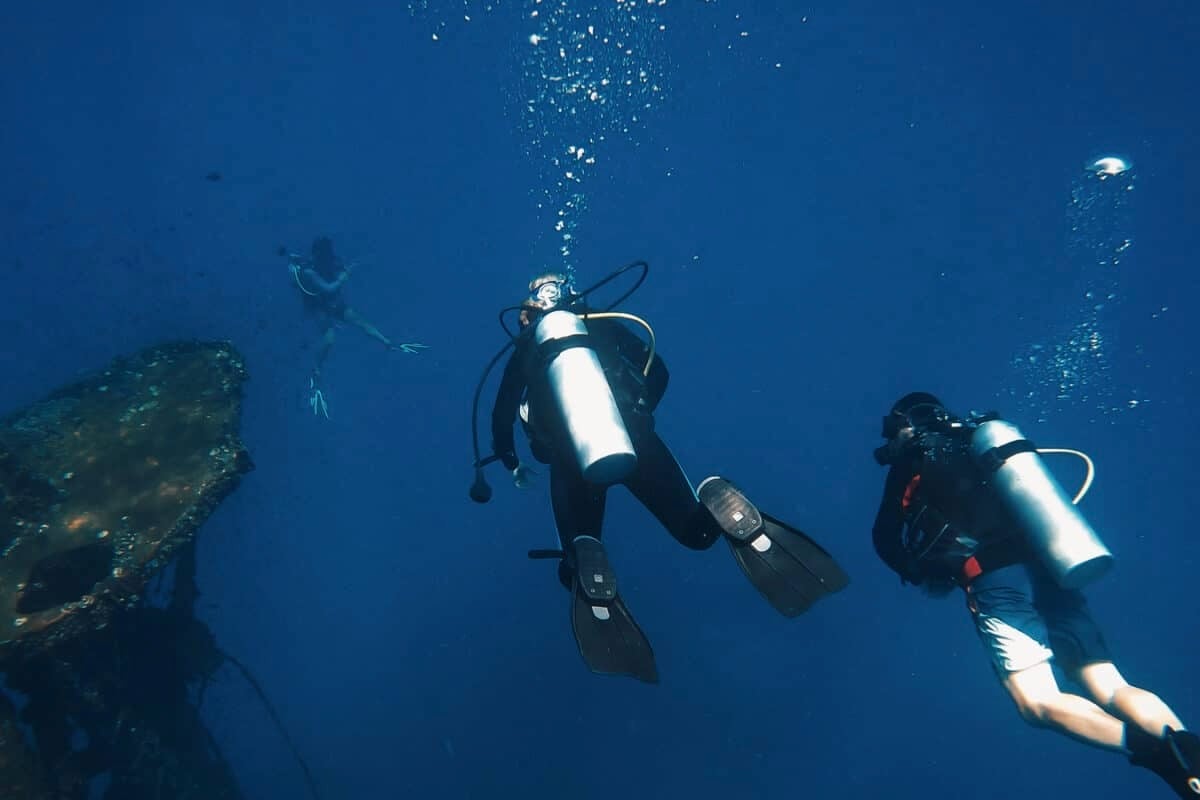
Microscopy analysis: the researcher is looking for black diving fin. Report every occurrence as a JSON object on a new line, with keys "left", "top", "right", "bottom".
{"left": 1130, "top": 727, "right": 1200, "bottom": 799}
{"left": 567, "top": 536, "right": 659, "bottom": 684}
{"left": 698, "top": 476, "right": 850, "bottom": 617}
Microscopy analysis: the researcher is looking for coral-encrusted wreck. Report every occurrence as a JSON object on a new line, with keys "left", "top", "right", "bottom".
{"left": 0, "top": 340, "right": 252, "bottom": 799}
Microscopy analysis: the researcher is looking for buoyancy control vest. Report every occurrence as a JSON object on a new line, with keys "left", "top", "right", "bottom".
{"left": 899, "top": 428, "right": 1018, "bottom": 582}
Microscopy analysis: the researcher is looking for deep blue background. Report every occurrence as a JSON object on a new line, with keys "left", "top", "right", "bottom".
{"left": 2, "top": 1, "right": 1198, "bottom": 798}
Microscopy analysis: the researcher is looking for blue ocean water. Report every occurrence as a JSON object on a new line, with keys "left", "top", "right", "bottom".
{"left": 1, "top": 1, "right": 1197, "bottom": 798}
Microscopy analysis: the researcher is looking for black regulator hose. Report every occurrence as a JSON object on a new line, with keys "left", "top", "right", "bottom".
{"left": 468, "top": 339, "right": 516, "bottom": 503}
{"left": 575, "top": 259, "right": 649, "bottom": 313}
{"left": 498, "top": 260, "right": 649, "bottom": 339}
{"left": 468, "top": 260, "right": 650, "bottom": 502}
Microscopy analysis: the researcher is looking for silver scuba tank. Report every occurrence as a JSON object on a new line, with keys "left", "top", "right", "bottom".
{"left": 969, "top": 418, "right": 1113, "bottom": 589}
{"left": 533, "top": 310, "right": 637, "bottom": 484}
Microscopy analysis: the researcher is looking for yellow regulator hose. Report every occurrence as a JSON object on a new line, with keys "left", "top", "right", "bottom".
{"left": 580, "top": 312, "right": 656, "bottom": 377}
{"left": 1036, "top": 448, "right": 1096, "bottom": 504}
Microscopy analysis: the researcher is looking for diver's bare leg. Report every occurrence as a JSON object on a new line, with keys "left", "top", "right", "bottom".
{"left": 343, "top": 307, "right": 394, "bottom": 348}
{"left": 1076, "top": 661, "right": 1185, "bottom": 735}
{"left": 314, "top": 326, "right": 336, "bottom": 377}
{"left": 1003, "top": 661, "right": 1127, "bottom": 751}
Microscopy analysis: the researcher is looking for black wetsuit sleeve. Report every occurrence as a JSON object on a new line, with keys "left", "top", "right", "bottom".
{"left": 490, "top": 347, "right": 527, "bottom": 471}
{"left": 872, "top": 464, "right": 920, "bottom": 584}
{"left": 611, "top": 322, "right": 668, "bottom": 409}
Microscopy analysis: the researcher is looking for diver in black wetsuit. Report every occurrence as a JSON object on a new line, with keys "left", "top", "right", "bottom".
{"left": 284, "top": 236, "right": 426, "bottom": 417}
{"left": 491, "top": 274, "right": 717, "bottom": 553}
{"left": 872, "top": 392, "right": 1200, "bottom": 798}
{"left": 483, "top": 268, "right": 848, "bottom": 683}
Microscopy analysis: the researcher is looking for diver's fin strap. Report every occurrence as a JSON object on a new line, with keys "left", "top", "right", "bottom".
{"left": 573, "top": 537, "right": 617, "bottom": 604}
{"left": 977, "top": 439, "right": 1038, "bottom": 473}
{"left": 697, "top": 476, "right": 763, "bottom": 543}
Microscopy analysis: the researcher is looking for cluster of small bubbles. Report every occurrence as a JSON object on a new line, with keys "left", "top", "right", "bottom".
{"left": 1012, "top": 320, "right": 1109, "bottom": 421}
{"left": 408, "top": 0, "right": 501, "bottom": 39}
{"left": 1069, "top": 158, "right": 1135, "bottom": 283}
{"left": 1010, "top": 156, "right": 1141, "bottom": 422}
{"left": 517, "top": 0, "right": 672, "bottom": 279}
{"left": 406, "top": 0, "right": 677, "bottom": 282}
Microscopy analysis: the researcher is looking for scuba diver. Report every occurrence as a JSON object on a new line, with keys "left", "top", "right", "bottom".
{"left": 872, "top": 392, "right": 1199, "bottom": 798}
{"left": 282, "top": 236, "right": 427, "bottom": 417}
{"left": 470, "top": 263, "right": 848, "bottom": 684}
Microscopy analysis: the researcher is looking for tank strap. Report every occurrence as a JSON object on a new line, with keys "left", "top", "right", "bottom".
{"left": 536, "top": 333, "right": 593, "bottom": 363}
{"left": 977, "top": 439, "right": 1038, "bottom": 473}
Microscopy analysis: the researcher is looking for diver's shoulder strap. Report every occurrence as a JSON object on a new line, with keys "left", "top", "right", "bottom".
{"left": 975, "top": 438, "right": 1039, "bottom": 474}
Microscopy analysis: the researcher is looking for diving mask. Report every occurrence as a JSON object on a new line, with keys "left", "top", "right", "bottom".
{"left": 881, "top": 402, "right": 950, "bottom": 440}
{"left": 527, "top": 273, "right": 575, "bottom": 312}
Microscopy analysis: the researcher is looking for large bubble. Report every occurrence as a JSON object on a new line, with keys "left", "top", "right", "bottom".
{"left": 1010, "top": 155, "right": 1139, "bottom": 421}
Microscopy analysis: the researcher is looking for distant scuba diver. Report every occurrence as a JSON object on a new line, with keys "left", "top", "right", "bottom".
{"left": 468, "top": 262, "right": 849, "bottom": 683}
{"left": 281, "top": 237, "right": 427, "bottom": 417}
{"left": 872, "top": 392, "right": 1199, "bottom": 798}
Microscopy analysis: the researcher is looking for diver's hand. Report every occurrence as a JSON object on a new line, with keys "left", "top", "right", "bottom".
{"left": 629, "top": 394, "right": 655, "bottom": 431}
{"left": 390, "top": 342, "right": 429, "bottom": 354}
{"left": 512, "top": 464, "right": 536, "bottom": 489}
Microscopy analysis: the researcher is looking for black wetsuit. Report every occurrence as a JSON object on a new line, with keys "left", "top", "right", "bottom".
{"left": 491, "top": 316, "right": 720, "bottom": 554}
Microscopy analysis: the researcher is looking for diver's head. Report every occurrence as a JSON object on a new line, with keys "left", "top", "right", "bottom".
{"left": 311, "top": 236, "right": 336, "bottom": 267}
{"left": 882, "top": 392, "right": 947, "bottom": 438}
{"left": 875, "top": 392, "right": 947, "bottom": 465}
{"left": 519, "top": 272, "right": 577, "bottom": 327}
